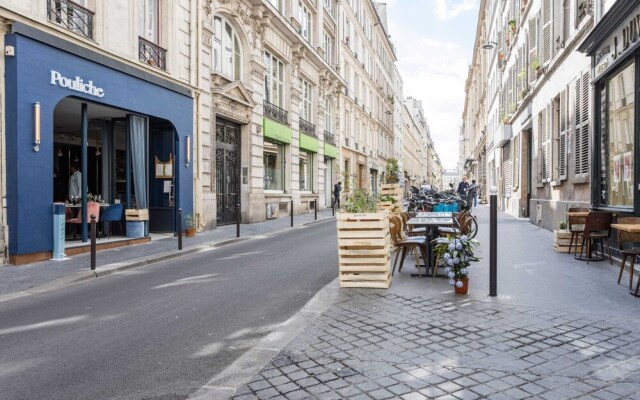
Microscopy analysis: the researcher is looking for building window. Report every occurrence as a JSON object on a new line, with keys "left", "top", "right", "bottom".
{"left": 213, "top": 16, "right": 242, "bottom": 81}
{"left": 300, "top": 79, "right": 313, "bottom": 122}
{"left": 603, "top": 62, "right": 634, "bottom": 208}
{"left": 264, "top": 51, "right": 285, "bottom": 108}
{"left": 264, "top": 140, "right": 285, "bottom": 190}
{"left": 324, "top": 0, "right": 335, "bottom": 18}
{"left": 325, "top": 97, "right": 333, "bottom": 133}
{"left": 299, "top": 151, "right": 313, "bottom": 191}
{"left": 299, "top": 2, "right": 312, "bottom": 43}
{"left": 323, "top": 31, "right": 333, "bottom": 65}
{"left": 268, "top": 0, "right": 283, "bottom": 13}
{"left": 139, "top": 0, "right": 159, "bottom": 44}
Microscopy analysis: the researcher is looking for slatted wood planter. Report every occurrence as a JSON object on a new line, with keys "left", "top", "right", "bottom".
{"left": 381, "top": 183, "right": 402, "bottom": 204}
{"left": 377, "top": 201, "right": 400, "bottom": 213}
{"left": 337, "top": 211, "right": 392, "bottom": 288}
{"left": 553, "top": 230, "right": 581, "bottom": 253}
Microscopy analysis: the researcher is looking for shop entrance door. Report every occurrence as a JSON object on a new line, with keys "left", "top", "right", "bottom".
{"left": 149, "top": 121, "right": 176, "bottom": 232}
{"left": 216, "top": 119, "right": 240, "bottom": 225}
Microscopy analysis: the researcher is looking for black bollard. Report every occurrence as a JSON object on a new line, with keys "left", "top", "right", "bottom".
{"left": 178, "top": 208, "right": 183, "bottom": 251}
{"left": 236, "top": 203, "right": 240, "bottom": 238}
{"left": 489, "top": 187, "right": 497, "bottom": 297}
{"left": 314, "top": 199, "right": 318, "bottom": 220}
{"left": 332, "top": 204, "right": 335, "bottom": 216}
{"left": 291, "top": 200, "right": 294, "bottom": 227}
{"left": 90, "top": 214, "right": 97, "bottom": 271}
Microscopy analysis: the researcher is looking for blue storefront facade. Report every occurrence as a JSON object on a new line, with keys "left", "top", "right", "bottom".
{"left": 4, "top": 26, "right": 193, "bottom": 262}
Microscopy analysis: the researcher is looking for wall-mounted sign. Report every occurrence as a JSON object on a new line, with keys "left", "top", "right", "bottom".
{"left": 594, "top": 8, "right": 640, "bottom": 80}
{"left": 50, "top": 70, "right": 105, "bottom": 98}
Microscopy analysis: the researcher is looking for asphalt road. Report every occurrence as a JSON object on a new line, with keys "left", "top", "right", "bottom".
{"left": 0, "top": 219, "right": 338, "bottom": 400}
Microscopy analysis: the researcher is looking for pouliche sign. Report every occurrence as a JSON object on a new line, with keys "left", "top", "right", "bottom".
{"left": 50, "top": 70, "right": 105, "bottom": 98}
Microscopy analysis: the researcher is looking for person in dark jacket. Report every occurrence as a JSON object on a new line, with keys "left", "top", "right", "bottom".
{"left": 468, "top": 179, "right": 478, "bottom": 208}
{"left": 456, "top": 176, "right": 469, "bottom": 198}
{"left": 332, "top": 181, "right": 342, "bottom": 209}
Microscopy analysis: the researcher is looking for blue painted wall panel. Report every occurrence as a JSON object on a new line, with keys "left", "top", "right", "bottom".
{"left": 5, "top": 34, "right": 194, "bottom": 255}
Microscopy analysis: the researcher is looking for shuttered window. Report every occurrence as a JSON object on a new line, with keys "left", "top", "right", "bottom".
{"left": 541, "top": 104, "right": 552, "bottom": 182}
{"left": 503, "top": 141, "right": 512, "bottom": 198}
{"left": 575, "top": 71, "right": 590, "bottom": 177}
{"left": 559, "top": 89, "right": 568, "bottom": 180}
{"left": 528, "top": 15, "right": 538, "bottom": 85}
{"left": 542, "top": 0, "right": 553, "bottom": 65}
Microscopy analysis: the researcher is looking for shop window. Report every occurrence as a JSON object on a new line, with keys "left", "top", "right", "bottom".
{"left": 603, "top": 62, "right": 634, "bottom": 207}
{"left": 299, "top": 151, "right": 313, "bottom": 192}
{"left": 264, "top": 140, "right": 285, "bottom": 191}
{"left": 213, "top": 16, "right": 242, "bottom": 81}
{"left": 264, "top": 51, "right": 285, "bottom": 109}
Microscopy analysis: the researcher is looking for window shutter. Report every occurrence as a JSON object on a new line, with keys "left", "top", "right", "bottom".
{"left": 542, "top": 0, "right": 553, "bottom": 64}
{"left": 559, "top": 89, "right": 567, "bottom": 180}
{"left": 554, "top": 0, "right": 564, "bottom": 51}
{"left": 545, "top": 103, "right": 553, "bottom": 182}
{"left": 528, "top": 16, "right": 538, "bottom": 84}
{"left": 540, "top": 109, "right": 547, "bottom": 181}
{"left": 574, "top": 71, "right": 590, "bottom": 177}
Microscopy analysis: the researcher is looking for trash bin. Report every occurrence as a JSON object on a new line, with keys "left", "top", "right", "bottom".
{"left": 52, "top": 202, "right": 66, "bottom": 260}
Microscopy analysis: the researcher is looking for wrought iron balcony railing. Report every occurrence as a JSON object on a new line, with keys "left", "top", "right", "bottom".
{"left": 324, "top": 130, "right": 335, "bottom": 145}
{"left": 138, "top": 37, "right": 167, "bottom": 71}
{"left": 299, "top": 118, "right": 316, "bottom": 137}
{"left": 47, "top": 0, "right": 94, "bottom": 40}
{"left": 263, "top": 101, "right": 288, "bottom": 125}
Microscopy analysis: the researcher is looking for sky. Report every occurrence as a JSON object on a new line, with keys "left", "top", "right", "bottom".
{"left": 386, "top": 0, "right": 479, "bottom": 169}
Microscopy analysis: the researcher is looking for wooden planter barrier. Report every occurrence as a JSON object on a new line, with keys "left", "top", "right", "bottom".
{"left": 381, "top": 183, "right": 402, "bottom": 204}
{"left": 553, "top": 230, "right": 581, "bottom": 253}
{"left": 377, "top": 201, "right": 400, "bottom": 213}
{"left": 337, "top": 211, "right": 391, "bottom": 288}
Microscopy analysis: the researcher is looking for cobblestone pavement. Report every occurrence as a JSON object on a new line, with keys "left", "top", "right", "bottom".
{"left": 231, "top": 291, "right": 640, "bottom": 400}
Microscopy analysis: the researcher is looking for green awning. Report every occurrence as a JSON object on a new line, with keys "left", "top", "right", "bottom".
{"left": 324, "top": 143, "right": 338, "bottom": 158}
{"left": 300, "top": 133, "right": 319, "bottom": 153}
{"left": 263, "top": 118, "right": 292, "bottom": 144}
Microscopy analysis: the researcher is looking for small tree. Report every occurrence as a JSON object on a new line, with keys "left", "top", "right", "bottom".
{"left": 385, "top": 158, "right": 399, "bottom": 184}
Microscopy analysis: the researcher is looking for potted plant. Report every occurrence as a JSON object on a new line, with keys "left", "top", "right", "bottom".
{"left": 381, "top": 158, "right": 402, "bottom": 204}
{"left": 433, "top": 234, "right": 479, "bottom": 294}
{"left": 559, "top": 221, "right": 568, "bottom": 232}
{"left": 185, "top": 213, "right": 197, "bottom": 237}
{"left": 377, "top": 194, "right": 399, "bottom": 212}
{"left": 508, "top": 19, "right": 517, "bottom": 34}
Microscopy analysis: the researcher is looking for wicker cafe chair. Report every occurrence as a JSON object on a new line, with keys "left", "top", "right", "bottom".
{"left": 389, "top": 215, "right": 428, "bottom": 277}
{"left": 578, "top": 212, "right": 613, "bottom": 265}
{"left": 616, "top": 217, "right": 640, "bottom": 290}
{"left": 567, "top": 207, "right": 589, "bottom": 255}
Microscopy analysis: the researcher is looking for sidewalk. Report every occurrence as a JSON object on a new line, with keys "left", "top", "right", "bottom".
{"left": 0, "top": 209, "right": 335, "bottom": 300}
{"left": 223, "top": 206, "right": 640, "bottom": 400}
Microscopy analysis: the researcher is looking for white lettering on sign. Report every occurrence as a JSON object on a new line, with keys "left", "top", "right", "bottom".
{"left": 50, "top": 70, "right": 105, "bottom": 98}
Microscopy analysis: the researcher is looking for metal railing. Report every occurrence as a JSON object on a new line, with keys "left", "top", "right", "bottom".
{"left": 47, "top": 0, "right": 94, "bottom": 40}
{"left": 324, "top": 130, "right": 335, "bottom": 145}
{"left": 263, "top": 101, "right": 288, "bottom": 125}
{"left": 299, "top": 118, "right": 316, "bottom": 137}
{"left": 138, "top": 36, "right": 167, "bottom": 71}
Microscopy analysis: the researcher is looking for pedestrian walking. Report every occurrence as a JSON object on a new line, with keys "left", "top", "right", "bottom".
{"left": 456, "top": 176, "right": 469, "bottom": 197}
{"left": 468, "top": 179, "right": 478, "bottom": 208}
{"left": 332, "top": 181, "right": 342, "bottom": 209}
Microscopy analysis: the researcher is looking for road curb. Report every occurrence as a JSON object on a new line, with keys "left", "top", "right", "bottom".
{"left": 189, "top": 278, "right": 341, "bottom": 400}
{"left": 0, "top": 216, "right": 335, "bottom": 305}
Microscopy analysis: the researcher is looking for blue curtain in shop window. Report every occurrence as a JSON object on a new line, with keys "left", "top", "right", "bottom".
{"left": 129, "top": 115, "right": 148, "bottom": 233}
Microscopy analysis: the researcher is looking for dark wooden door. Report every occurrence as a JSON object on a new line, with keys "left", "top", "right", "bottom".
{"left": 216, "top": 120, "right": 240, "bottom": 225}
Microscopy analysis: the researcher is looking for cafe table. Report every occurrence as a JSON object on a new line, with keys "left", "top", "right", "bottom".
{"left": 406, "top": 216, "right": 455, "bottom": 276}
{"left": 416, "top": 211, "right": 453, "bottom": 218}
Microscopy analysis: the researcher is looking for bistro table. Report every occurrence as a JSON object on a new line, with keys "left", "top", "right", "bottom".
{"left": 406, "top": 216, "right": 454, "bottom": 277}
{"left": 416, "top": 211, "right": 453, "bottom": 218}
{"left": 611, "top": 223, "right": 640, "bottom": 297}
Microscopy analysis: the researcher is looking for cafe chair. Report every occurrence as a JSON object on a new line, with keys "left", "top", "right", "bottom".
{"left": 615, "top": 217, "right": 640, "bottom": 290}
{"left": 101, "top": 203, "right": 123, "bottom": 239}
{"left": 578, "top": 211, "right": 613, "bottom": 265}
{"left": 67, "top": 201, "right": 101, "bottom": 240}
{"left": 390, "top": 215, "right": 428, "bottom": 277}
{"left": 567, "top": 207, "right": 589, "bottom": 255}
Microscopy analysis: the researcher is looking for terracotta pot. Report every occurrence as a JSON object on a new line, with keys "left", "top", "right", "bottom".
{"left": 454, "top": 277, "right": 469, "bottom": 295}
{"left": 185, "top": 227, "right": 196, "bottom": 237}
